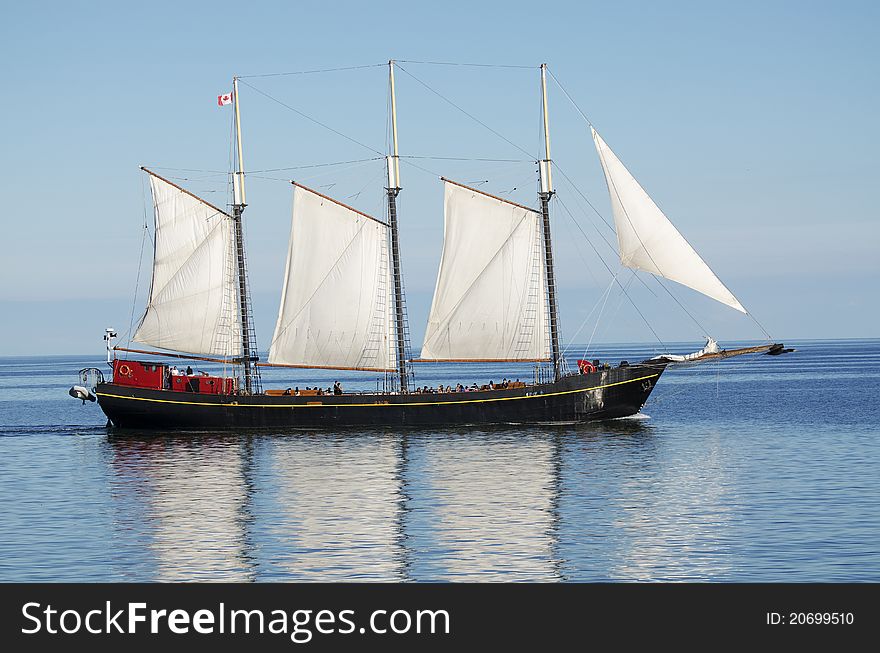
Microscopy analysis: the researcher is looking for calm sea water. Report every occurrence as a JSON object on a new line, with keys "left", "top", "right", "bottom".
{"left": 1, "top": 339, "right": 878, "bottom": 582}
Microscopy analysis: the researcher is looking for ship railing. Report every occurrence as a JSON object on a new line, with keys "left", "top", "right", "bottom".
{"left": 78, "top": 368, "right": 105, "bottom": 392}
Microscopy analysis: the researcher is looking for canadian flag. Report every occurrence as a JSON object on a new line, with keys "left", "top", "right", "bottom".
{"left": 218, "top": 92, "right": 233, "bottom": 107}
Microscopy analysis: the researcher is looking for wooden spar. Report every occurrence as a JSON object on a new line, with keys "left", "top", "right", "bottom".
{"left": 114, "top": 347, "right": 401, "bottom": 372}
{"left": 660, "top": 343, "right": 790, "bottom": 364}
{"left": 689, "top": 343, "right": 787, "bottom": 361}
{"left": 257, "top": 362, "right": 396, "bottom": 373}
{"left": 113, "top": 346, "right": 237, "bottom": 365}
{"left": 291, "top": 181, "right": 389, "bottom": 226}
{"left": 413, "top": 358, "right": 550, "bottom": 364}
{"left": 440, "top": 177, "right": 541, "bottom": 214}
{"left": 140, "top": 167, "right": 231, "bottom": 217}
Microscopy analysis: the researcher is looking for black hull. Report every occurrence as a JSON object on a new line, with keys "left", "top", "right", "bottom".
{"left": 96, "top": 363, "right": 665, "bottom": 430}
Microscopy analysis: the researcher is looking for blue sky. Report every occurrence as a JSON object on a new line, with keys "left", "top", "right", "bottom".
{"left": 1, "top": 0, "right": 877, "bottom": 355}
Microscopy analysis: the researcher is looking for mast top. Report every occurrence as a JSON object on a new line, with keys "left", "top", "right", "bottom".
{"left": 387, "top": 60, "right": 401, "bottom": 190}
{"left": 539, "top": 63, "right": 553, "bottom": 195}
{"left": 233, "top": 76, "right": 247, "bottom": 206}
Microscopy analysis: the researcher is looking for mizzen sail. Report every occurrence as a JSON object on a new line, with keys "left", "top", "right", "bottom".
{"left": 592, "top": 128, "right": 746, "bottom": 313}
{"left": 133, "top": 170, "right": 243, "bottom": 357}
{"left": 419, "top": 180, "right": 550, "bottom": 361}
{"left": 267, "top": 183, "right": 396, "bottom": 371}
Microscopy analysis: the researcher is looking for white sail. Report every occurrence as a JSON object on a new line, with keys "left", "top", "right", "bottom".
{"left": 420, "top": 180, "right": 550, "bottom": 361}
{"left": 592, "top": 128, "right": 747, "bottom": 313}
{"left": 133, "top": 172, "right": 242, "bottom": 357}
{"left": 268, "top": 184, "right": 396, "bottom": 371}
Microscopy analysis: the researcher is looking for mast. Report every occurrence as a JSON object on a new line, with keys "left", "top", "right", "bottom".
{"left": 386, "top": 60, "right": 410, "bottom": 393}
{"left": 232, "top": 76, "right": 260, "bottom": 394}
{"left": 539, "top": 63, "right": 562, "bottom": 382}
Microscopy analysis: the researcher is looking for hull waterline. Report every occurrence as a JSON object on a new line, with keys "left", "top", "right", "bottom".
{"left": 96, "top": 363, "right": 665, "bottom": 430}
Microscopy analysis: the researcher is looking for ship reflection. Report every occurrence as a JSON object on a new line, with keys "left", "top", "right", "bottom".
{"left": 402, "top": 428, "right": 561, "bottom": 581}
{"left": 257, "top": 432, "right": 407, "bottom": 581}
{"left": 105, "top": 418, "right": 664, "bottom": 582}
{"left": 107, "top": 433, "right": 256, "bottom": 581}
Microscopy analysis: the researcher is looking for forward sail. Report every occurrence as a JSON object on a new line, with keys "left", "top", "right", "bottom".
{"left": 592, "top": 128, "right": 746, "bottom": 313}
{"left": 419, "top": 180, "right": 550, "bottom": 361}
{"left": 133, "top": 170, "right": 243, "bottom": 357}
{"left": 267, "top": 183, "right": 396, "bottom": 371}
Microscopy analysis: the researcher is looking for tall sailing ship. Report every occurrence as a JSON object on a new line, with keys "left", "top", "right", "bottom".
{"left": 71, "top": 62, "right": 788, "bottom": 428}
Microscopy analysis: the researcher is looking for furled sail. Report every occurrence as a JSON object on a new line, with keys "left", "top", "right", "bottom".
{"left": 133, "top": 170, "right": 242, "bottom": 357}
{"left": 267, "top": 183, "right": 396, "bottom": 371}
{"left": 419, "top": 180, "right": 550, "bottom": 361}
{"left": 592, "top": 128, "right": 747, "bottom": 313}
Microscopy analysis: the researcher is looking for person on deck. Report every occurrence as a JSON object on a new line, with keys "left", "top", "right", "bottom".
{"left": 333, "top": 381, "right": 343, "bottom": 395}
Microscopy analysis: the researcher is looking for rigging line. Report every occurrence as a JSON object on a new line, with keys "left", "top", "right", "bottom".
{"left": 248, "top": 159, "right": 381, "bottom": 183}
{"left": 162, "top": 176, "right": 228, "bottom": 185}
{"left": 127, "top": 177, "right": 152, "bottom": 349}
{"left": 583, "top": 271, "right": 620, "bottom": 358}
{"left": 292, "top": 159, "right": 384, "bottom": 185}
{"left": 554, "top": 171, "right": 623, "bottom": 263}
{"left": 602, "top": 271, "right": 641, "bottom": 343}
{"left": 560, "top": 274, "right": 615, "bottom": 358}
{"left": 398, "top": 156, "right": 444, "bottom": 178}
{"left": 345, "top": 163, "right": 387, "bottom": 204}
{"left": 648, "top": 274, "right": 714, "bottom": 338}
{"left": 238, "top": 63, "right": 386, "bottom": 78}
{"left": 248, "top": 157, "right": 384, "bottom": 173}
{"left": 393, "top": 63, "right": 535, "bottom": 160}
{"left": 555, "top": 194, "right": 657, "bottom": 299}
{"left": 401, "top": 155, "right": 531, "bottom": 163}
{"left": 545, "top": 67, "right": 595, "bottom": 128}
{"left": 247, "top": 174, "right": 306, "bottom": 182}
{"left": 555, "top": 196, "right": 665, "bottom": 347}
{"left": 396, "top": 60, "right": 534, "bottom": 69}
{"left": 747, "top": 311, "right": 774, "bottom": 341}
{"left": 146, "top": 167, "right": 227, "bottom": 174}
{"left": 560, "top": 216, "right": 600, "bottom": 287}
{"left": 552, "top": 161, "right": 615, "bottom": 234}
{"left": 237, "top": 79, "right": 384, "bottom": 156}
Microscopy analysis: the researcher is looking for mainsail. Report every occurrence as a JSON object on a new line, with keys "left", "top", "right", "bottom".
{"left": 592, "top": 128, "right": 746, "bottom": 313}
{"left": 420, "top": 180, "right": 550, "bottom": 361}
{"left": 267, "top": 183, "right": 396, "bottom": 371}
{"left": 133, "top": 170, "right": 243, "bottom": 357}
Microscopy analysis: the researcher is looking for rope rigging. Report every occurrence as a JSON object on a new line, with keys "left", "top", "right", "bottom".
{"left": 237, "top": 79, "right": 384, "bottom": 156}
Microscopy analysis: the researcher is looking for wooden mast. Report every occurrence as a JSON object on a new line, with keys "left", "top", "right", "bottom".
{"left": 386, "top": 60, "right": 410, "bottom": 393}
{"left": 539, "top": 63, "right": 562, "bottom": 382}
{"left": 232, "top": 76, "right": 260, "bottom": 394}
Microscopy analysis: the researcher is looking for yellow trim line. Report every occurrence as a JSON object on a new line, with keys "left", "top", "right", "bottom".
{"left": 96, "top": 374, "right": 660, "bottom": 409}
